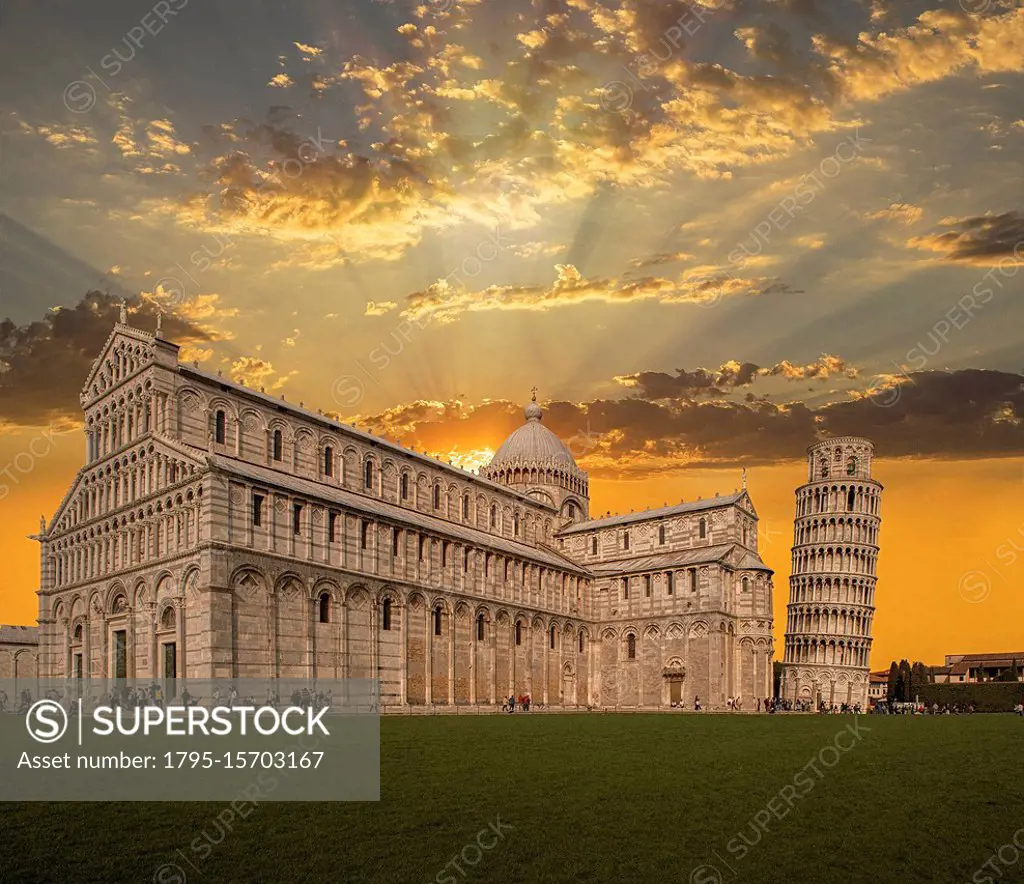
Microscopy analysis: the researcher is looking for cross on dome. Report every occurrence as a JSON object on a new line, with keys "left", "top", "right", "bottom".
{"left": 525, "top": 387, "right": 542, "bottom": 421}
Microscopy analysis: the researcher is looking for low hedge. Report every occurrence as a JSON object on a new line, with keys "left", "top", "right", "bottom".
{"left": 909, "top": 681, "right": 1024, "bottom": 712}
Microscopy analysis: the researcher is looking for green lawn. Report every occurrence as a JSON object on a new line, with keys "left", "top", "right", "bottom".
{"left": 4, "top": 714, "right": 1022, "bottom": 884}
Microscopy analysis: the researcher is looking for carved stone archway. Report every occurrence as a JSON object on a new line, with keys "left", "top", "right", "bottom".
{"left": 662, "top": 658, "right": 686, "bottom": 707}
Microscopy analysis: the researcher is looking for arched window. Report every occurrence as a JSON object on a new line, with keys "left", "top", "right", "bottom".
{"left": 433, "top": 607, "right": 442, "bottom": 636}
{"left": 622, "top": 531, "right": 630, "bottom": 550}
{"left": 324, "top": 446, "right": 334, "bottom": 477}
{"left": 401, "top": 473, "right": 409, "bottom": 500}
{"left": 578, "top": 632, "right": 584, "bottom": 653}
{"left": 846, "top": 456, "right": 857, "bottom": 476}
{"left": 847, "top": 488, "right": 855, "bottom": 511}
{"left": 73, "top": 624, "right": 83, "bottom": 642}
{"left": 690, "top": 569, "right": 697, "bottom": 592}
{"left": 515, "top": 621, "right": 522, "bottom": 646}
{"left": 433, "top": 484, "right": 441, "bottom": 509}
{"left": 591, "top": 536, "right": 598, "bottom": 555}
{"left": 364, "top": 458, "right": 374, "bottom": 490}
{"left": 567, "top": 502, "right": 576, "bottom": 519}
{"left": 319, "top": 593, "right": 330, "bottom": 623}
{"left": 550, "top": 625, "right": 556, "bottom": 649}
{"left": 820, "top": 459, "right": 829, "bottom": 478}
{"left": 659, "top": 524, "right": 666, "bottom": 545}
{"left": 513, "top": 513, "right": 520, "bottom": 536}
{"left": 215, "top": 410, "right": 226, "bottom": 444}
{"left": 382, "top": 598, "right": 392, "bottom": 631}
{"left": 272, "top": 429, "right": 283, "bottom": 461}
{"left": 627, "top": 634, "right": 636, "bottom": 660}
{"left": 477, "top": 614, "right": 485, "bottom": 641}
{"left": 698, "top": 517, "right": 707, "bottom": 539}
{"left": 463, "top": 494, "right": 470, "bottom": 520}
{"left": 742, "top": 577, "right": 749, "bottom": 593}
{"left": 490, "top": 504, "right": 497, "bottom": 527}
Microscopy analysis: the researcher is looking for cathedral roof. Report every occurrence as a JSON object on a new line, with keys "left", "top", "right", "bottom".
{"left": 0, "top": 625, "right": 38, "bottom": 645}
{"left": 489, "top": 392, "right": 578, "bottom": 470}
{"left": 207, "top": 454, "right": 592, "bottom": 577}
{"left": 174, "top": 363, "right": 548, "bottom": 510}
{"left": 558, "top": 491, "right": 748, "bottom": 535}
{"left": 585, "top": 543, "right": 772, "bottom": 576}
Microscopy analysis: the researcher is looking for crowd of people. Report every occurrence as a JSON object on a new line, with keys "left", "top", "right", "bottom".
{"left": 874, "top": 701, "right": 977, "bottom": 714}
{"left": 769, "top": 698, "right": 814, "bottom": 713}
{"left": 0, "top": 689, "right": 34, "bottom": 714}
{"left": 4, "top": 685, "right": 1020, "bottom": 715}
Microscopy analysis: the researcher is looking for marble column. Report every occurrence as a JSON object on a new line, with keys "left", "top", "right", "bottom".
{"left": 447, "top": 606, "right": 455, "bottom": 706}
{"left": 424, "top": 604, "right": 433, "bottom": 706}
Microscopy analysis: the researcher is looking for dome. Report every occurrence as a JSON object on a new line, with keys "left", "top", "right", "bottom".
{"left": 489, "top": 393, "right": 577, "bottom": 469}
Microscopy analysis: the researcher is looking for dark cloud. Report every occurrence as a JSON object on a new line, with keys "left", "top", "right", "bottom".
{"left": 908, "top": 211, "right": 1024, "bottom": 266}
{"left": 356, "top": 367, "right": 1024, "bottom": 476}
{"left": 616, "top": 356, "right": 855, "bottom": 399}
{"left": 0, "top": 292, "right": 217, "bottom": 430}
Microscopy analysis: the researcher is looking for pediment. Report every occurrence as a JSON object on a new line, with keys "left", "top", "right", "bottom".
{"left": 80, "top": 324, "right": 158, "bottom": 406}
{"left": 47, "top": 435, "right": 207, "bottom": 537}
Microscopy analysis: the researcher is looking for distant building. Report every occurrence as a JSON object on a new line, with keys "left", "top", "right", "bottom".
{"left": 931, "top": 652, "right": 1023, "bottom": 684}
{"left": 867, "top": 670, "right": 888, "bottom": 703}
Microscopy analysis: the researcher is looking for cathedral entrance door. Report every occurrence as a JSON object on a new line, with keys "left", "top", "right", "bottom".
{"left": 669, "top": 680, "right": 682, "bottom": 705}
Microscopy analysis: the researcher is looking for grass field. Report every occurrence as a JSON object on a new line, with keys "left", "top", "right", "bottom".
{"left": 4, "top": 714, "right": 1022, "bottom": 884}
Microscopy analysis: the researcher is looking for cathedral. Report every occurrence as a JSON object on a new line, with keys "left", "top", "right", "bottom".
{"left": 33, "top": 314, "right": 775, "bottom": 710}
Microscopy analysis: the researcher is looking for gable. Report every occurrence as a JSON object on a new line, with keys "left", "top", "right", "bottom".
{"left": 47, "top": 436, "right": 207, "bottom": 537}
{"left": 80, "top": 325, "right": 158, "bottom": 407}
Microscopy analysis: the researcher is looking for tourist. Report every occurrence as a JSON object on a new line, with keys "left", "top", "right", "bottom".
{"left": 16, "top": 689, "right": 32, "bottom": 714}
{"left": 694, "top": 695, "right": 702, "bottom": 711}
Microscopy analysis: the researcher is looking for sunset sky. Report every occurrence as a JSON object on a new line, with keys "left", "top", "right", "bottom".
{"left": 1, "top": 0, "right": 1022, "bottom": 668}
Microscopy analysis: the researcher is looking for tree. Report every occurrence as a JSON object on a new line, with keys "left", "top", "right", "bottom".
{"left": 899, "top": 659, "right": 912, "bottom": 702}
{"left": 911, "top": 661, "right": 932, "bottom": 695}
{"left": 997, "top": 659, "right": 1020, "bottom": 682}
{"left": 887, "top": 661, "right": 899, "bottom": 702}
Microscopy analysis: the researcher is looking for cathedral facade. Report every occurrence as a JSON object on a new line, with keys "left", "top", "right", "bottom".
{"left": 34, "top": 316, "right": 774, "bottom": 710}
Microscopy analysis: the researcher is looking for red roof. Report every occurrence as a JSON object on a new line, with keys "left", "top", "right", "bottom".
{"left": 953, "top": 652, "right": 1024, "bottom": 663}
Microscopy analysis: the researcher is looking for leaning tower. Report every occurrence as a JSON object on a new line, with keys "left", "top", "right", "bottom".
{"left": 779, "top": 437, "right": 882, "bottom": 709}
